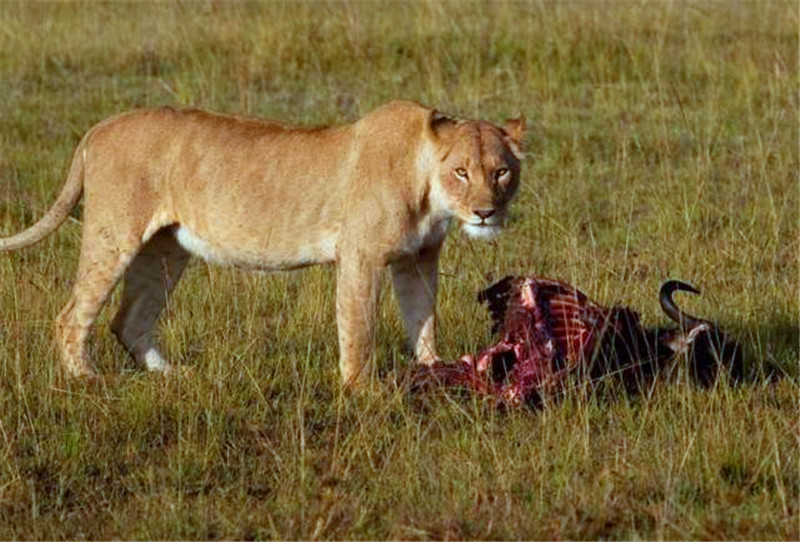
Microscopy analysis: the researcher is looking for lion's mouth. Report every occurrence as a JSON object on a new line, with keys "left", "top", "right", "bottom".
{"left": 462, "top": 222, "right": 501, "bottom": 240}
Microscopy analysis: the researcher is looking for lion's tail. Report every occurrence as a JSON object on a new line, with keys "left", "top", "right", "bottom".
{"left": 0, "top": 136, "right": 88, "bottom": 252}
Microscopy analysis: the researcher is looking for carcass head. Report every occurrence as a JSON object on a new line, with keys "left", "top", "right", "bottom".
{"left": 658, "top": 280, "right": 744, "bottom": 386}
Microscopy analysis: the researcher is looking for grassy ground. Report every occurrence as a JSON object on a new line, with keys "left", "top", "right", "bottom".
{"left": 0, "top": 1, "right": 797, "bottom": 539}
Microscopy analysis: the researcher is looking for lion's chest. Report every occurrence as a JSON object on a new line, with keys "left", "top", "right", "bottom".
{"left": 392, "top": 213, "right": 451, "bottom": 259}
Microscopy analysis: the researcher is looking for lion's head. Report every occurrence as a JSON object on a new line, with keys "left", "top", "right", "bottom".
{"left": 427, "top": 112, "right": 525, "bottom": 239}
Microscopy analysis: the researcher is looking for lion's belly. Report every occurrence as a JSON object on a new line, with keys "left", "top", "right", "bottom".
{"left": 174, "top": 225, "right": 337, "bottom": 270}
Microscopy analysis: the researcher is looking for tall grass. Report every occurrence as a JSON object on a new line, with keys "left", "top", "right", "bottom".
{"left": 0, "top": 1, "right": 797, "bottom": 539}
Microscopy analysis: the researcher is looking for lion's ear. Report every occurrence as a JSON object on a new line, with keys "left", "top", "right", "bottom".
{"left": 503, "top": 115, "right": 526, "bottom": 147}
{"left": 427, "top": 110, "right": 456, "bottom": 138}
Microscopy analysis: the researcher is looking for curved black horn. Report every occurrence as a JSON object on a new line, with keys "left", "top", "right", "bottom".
{"left": 659, "top": 280, "right": 705, "bottom": 329}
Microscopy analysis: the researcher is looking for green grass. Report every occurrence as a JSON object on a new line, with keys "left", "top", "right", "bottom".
{"left": 0, "top": 1, "right": 797, "bottom": 539}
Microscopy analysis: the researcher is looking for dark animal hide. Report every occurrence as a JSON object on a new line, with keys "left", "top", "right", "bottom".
{"left": 409, "top": 277, "right": 743, "bottom": 407}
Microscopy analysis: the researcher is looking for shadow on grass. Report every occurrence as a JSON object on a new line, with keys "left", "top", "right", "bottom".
{"left": 748, "top": 320, "right": 799, "bottom": 382}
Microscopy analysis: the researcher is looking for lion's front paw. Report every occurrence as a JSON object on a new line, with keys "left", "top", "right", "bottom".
{"left": 414, "top": 353, "right": 441, "bottom": 366}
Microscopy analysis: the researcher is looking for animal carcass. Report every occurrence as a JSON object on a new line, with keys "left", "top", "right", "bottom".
{"left": 409, "top": 277, "right": 743, "bottom": 407}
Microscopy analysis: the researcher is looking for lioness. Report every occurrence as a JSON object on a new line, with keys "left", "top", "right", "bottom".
{"left": 0, "top": 101, "right": 524, "bottom": 385}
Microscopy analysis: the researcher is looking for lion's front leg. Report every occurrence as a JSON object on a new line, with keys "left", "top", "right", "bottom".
{"left": 390, "top": 245, "right": 440, "bottom": 366}
{"left": 336, "top": 253, "right": 381, "bottom": 387}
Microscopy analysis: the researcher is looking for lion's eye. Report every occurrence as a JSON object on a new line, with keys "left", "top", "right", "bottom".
{"left": 495, "top": 168, "right": 509, "bottom": 180}
{"left": 454, "top": 167, "right": 469, "bottom": 180}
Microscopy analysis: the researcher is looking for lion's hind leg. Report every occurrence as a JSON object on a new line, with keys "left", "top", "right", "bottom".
{"left": 110, "top": 227, "right": 190, "bottom": 373}
{"left": 55, "top": 234, "right": 140, "bottom": 377}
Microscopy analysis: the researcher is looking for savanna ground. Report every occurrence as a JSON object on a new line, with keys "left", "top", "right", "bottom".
{"left": 0, "top": 1, "right": 797, "bottom": 539}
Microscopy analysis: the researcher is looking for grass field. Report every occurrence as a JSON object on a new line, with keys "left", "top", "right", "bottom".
{"left": 0, "top": 1, "right": 797, "bottom": 539}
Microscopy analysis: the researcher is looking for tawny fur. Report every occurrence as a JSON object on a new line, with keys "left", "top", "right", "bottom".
{"left": 0, "top": 101, "right": 525, "bottom": 385}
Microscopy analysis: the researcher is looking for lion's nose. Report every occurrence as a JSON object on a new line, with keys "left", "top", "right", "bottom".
{"left": 473, "top": 208, "right": 496, "bottom": 220}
